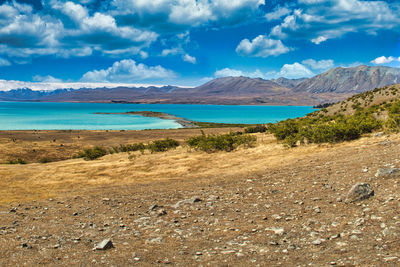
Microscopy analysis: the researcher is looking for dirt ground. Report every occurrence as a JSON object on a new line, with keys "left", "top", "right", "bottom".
{"left": 0, "top": 130, "right": 400, "bottom": 266}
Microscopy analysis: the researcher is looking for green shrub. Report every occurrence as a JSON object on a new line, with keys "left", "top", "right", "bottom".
{"left": 112, "top": 143, "right": 146, "bottom": 153}
{"left": 187, "top": 132, "right": 256, "bottom": 152}
{"left": 269, "top": 109, "right": 382, "bottom": 146}
{"left": 147, "top": 138, "right": 179, "bottom": 153}
{"left": 7, "top": 158, "right": 27, "bottom": 164}
{"left": 244, "top": 125, "right": 267, "bottom": 133}
{"left": 39, "top": 157, "right": 52, "bottom": 163}
{"left": 77, "top": 146, "right": 108, "bottom": 160}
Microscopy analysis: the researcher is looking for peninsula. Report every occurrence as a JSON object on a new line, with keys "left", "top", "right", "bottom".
{"left": 95, "top": 111, "right": 199, "bottom": 128}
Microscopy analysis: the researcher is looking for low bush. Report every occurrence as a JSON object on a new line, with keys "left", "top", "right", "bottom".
{"left": 76, "top": 138, "right": 180, "bottom": 159}
{"left": 187, "top": 132, "right": 256, "bottom": 152}
{"left": 39, "top": 157, "right": 52, "bottom": 163}
{"left": 147, "top": 138, "right": 180, "bottom": 153}
{"left": 386, "top": 99, "right": 400, "bottom": 131}
{"left": 76, "top": 146, "right": 108, "bottom": 160}
{"left": 112, "top": 143, "right": 146, "bottom": 153}
{"left": 269, "top": 109, "right": 382, "bottom": 147}
{"left": 244, "top": 125, "right": 267, "bottom": 133}
{"left": 7, "top": 158, "right": 27, "bottom": 164}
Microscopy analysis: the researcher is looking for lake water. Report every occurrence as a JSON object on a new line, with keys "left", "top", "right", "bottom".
{"left": 0, "top": 102, "right": 316, "bottom": 130}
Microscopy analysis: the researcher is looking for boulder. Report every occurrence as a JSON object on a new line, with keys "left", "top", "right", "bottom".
{"left": 345, "top": 183, "right": 374, "bottom": 203}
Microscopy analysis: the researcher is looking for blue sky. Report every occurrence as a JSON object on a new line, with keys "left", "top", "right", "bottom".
{"left": 0, "top": 0, "right": 399, "bottom": 88}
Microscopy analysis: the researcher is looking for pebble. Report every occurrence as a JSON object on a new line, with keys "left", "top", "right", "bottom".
{"left": 93, "top": 239, "right": 114, "bottom": 250}
{"left": 312, "top": 238, "right": 325, "bottom": 245}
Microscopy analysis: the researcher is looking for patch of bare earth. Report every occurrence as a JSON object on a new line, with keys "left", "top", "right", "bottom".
{"left": 0, "top": 132, "right": 400, "bottom": 266}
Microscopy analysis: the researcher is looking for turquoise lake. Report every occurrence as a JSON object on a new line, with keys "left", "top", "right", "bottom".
{"left": 0, "top": 102, "right": 316, "bottom": 130}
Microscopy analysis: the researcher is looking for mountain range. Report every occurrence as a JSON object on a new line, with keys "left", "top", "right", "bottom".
{"left": 1, "top": 65, "right": 400, "bottom": 105}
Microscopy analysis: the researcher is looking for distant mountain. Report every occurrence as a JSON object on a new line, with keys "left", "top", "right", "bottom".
{"left": 0, "top": 88, "right": 70, "bottom": 101}
{"left": 294, "top": 65, "right": 400, "bottom": 94}
{"left": 1, "top": 65, "right": 400, "bottom": 105}
{"left": 183, "top": 76, "right": 289, "bottom": 96}
{"left": 271, "top": 77, "right": 308, "bottom": 88}
{"left": 40, "top": 76, "right": 292, "bottom": 105}
{"left": 40, "top": 86, "right": 182, "bottom": 102}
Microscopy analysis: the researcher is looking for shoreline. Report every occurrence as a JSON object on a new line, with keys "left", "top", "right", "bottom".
{"left": 95, "top": 111, "right": 199, "bottom": 128}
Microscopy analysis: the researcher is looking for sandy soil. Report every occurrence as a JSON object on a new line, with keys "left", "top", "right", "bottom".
{"left": 0, "top": 131, "right": 400, "bottom": 266}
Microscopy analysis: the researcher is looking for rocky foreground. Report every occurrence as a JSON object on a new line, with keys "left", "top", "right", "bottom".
{"left": 1, "top": 133, "right": 400, "bottom": 266}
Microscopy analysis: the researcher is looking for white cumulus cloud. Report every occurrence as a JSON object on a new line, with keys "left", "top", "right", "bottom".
{"left": 265, "top": 6, "right": 291, "bottom": 21}
{"left": 269, "top": 0, "right": 400, "bottom": 45}
{"left": 214, "top": 68, "right": 265, "bottom": 78}
{"left": 182, "top": 54, "right": 196, "bottom": 64}
{"left": 215, "top": 61, "right": 321, "bottom": 80}
{"left": 0, "top": 57, "right": 11, "bottom": 66}
{"left": 32, "top": 75, "right": 63, "bottom": 83}
{"left": 276, "top": 63, "right": 314, "bottom": 79}
{"left": 236, "top": 35, "right": 290, "bottom": 58}
{"left": 371, "top": 56, "right": 400, "bottom": 65}
{"left": 302, "top": 59, "right": 334, "bottom": 70}
{"left": 80, "top": 59, "right": 175, "bottom": 82}
{"left": 311, "top": 36, "right": 327, "bottom": 45}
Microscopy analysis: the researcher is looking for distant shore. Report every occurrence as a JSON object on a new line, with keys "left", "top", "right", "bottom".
{"left": 95, "top": 111, "right": 199, "bottom": 128}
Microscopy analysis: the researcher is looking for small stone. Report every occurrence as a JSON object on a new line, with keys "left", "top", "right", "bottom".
{"left": 350, "top": 235, "right": 359, "bottom": 240}
{"left": 384, "top": 256, "right": 398, "bottom": 262}
{"left": 271, "top": 214, "right": 282, "bottom": 221}
{"left": 171, "top": 197, "right": 202, "bottom": 208}
{"left": 195, "top": 251, "right": 203, "bottom": 256}
{"left": 149, "top": 204, "right": 159, "bottom": 211}
{"left": 312, "top": 238, "right": 325, "bottom": 245}
{"left": 379, "top": 140, "right": 391, "bottom": 146}
{"left": 207, "top": 195, "right": 219, "bottom": 201}
{"left": 94, "top": 239, "right": 114, "bottom": 250}
{"left": 375, "top": 168, "right": 400, "bottom": 178}
{"left": 157, "top": 209, "right": 167, "bottom": 216}
{"left": 266, "top": 227, "right": 285, "bottom": 235}
{"left": 345, "top": 183, "right": 374, "bottom": 203}
{"left": 191, "top": 197, "right": 202, "bottom": 203}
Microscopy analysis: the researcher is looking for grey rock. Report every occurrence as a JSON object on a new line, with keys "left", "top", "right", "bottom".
{"left": 312, "top": 238, "right": 325, "bottom": 245}
{"left": 149, "top": 204, "right": 159, "bottom": 211}
{"left": 345, "top": 183, "right": 374, "bottom": 203}
{"left": 94, "top": 239, "right": 114, "bottom": 250}
{"left": 171, "top": 197, "right": 202, "bottom": 208}
{"left": 157, "top": 209, "right": 167, "bottom": 216}
{"left": 379, "top": 140, "right": 391, "bottom": 146}
{"left": 375, "top": 168, "right": 400, "bottom": 178}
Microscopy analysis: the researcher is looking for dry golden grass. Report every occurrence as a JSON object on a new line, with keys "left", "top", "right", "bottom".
{"left": 1, "top": 131, "right": 390, "bottom": 204}
{"left": 0, "top": 128, "right": 242, "bottom": 163}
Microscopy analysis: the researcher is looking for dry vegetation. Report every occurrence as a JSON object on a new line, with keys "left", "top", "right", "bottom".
{"left": 0, "top": 127, "right": 242, "bottom": 164}
{"left": 315, "top": 84, "right": 400, "bottom": 116}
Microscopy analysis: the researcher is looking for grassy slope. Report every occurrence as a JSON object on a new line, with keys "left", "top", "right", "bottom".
{"left": 314, "top": 84, "right": 400, "bottom": 116}
{"left": 268, "top": 84, "right": 400, "bottom": 146}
